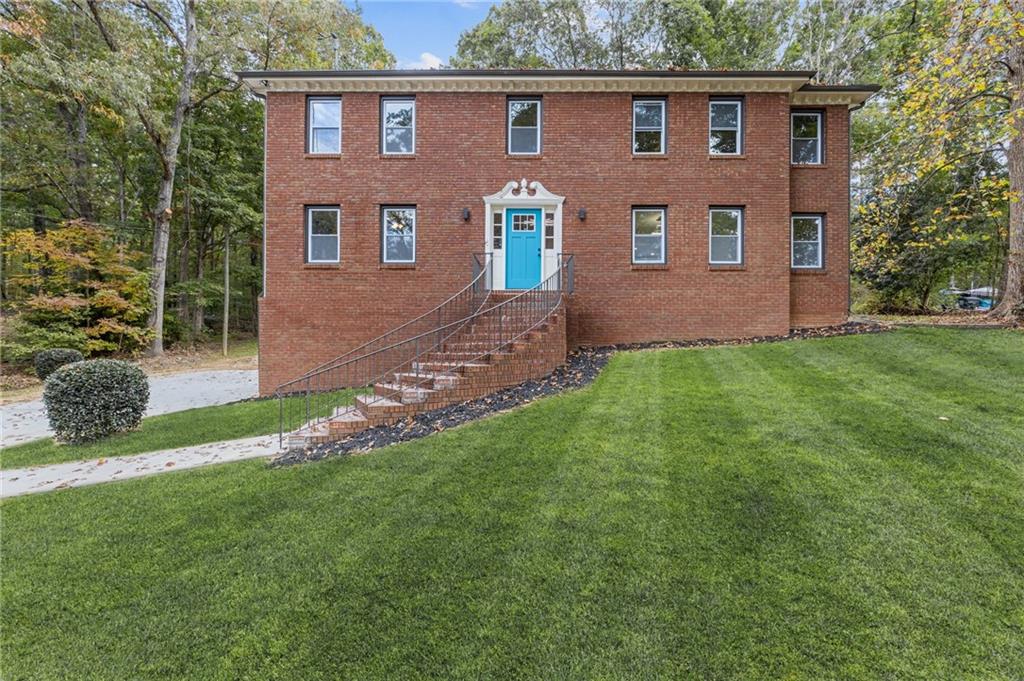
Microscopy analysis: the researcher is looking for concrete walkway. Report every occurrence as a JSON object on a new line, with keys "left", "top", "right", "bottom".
{"left": 2, "top": 369, "right": 258, "bottom": 446}
{"left": 1, "top": 435, "right": 279, "bottom": 498}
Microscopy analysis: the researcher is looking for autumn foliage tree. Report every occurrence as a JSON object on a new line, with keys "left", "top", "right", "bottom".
{"left": 2, "top": 220, "right": 153, "bottom": 361}
{"left": 857, "top": 0, "right": 1023, "bottom": 318}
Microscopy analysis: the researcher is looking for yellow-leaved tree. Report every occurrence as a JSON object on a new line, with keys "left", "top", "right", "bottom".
{"left": 868, "top": 0, "right": 1023, "bottom": 318}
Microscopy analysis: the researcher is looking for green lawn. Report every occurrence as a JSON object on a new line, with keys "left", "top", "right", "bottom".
{"left": 2, "top": 328, "right": 1023, "bottom": 679}
{"left": 0, "top": 390, "right": 360, "bottom": 470}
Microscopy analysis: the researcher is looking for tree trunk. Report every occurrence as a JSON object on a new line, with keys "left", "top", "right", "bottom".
{"left": 222, "top": 231, "right": 230, "bottom": 356}
{"left": 993, "top": 44, "right": 1023, "bottom": 320}
{"left": 191, "top": 238, "right": 205, "bottom": 336}
{"left": 56, "top": 100, "right": 96, "bottom": 221}
{"left": 146, "top": 0, "right": 198, "bottom": 355}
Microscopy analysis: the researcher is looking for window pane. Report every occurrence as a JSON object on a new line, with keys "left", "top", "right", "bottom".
{"left": 709, "top": 130, "right": 738, "bottom": 154}
{"left": 384, "top": 102, "right": 413, "bottom": 128}
{"left": 711, "top": 236, "right": 739, "bottom": 263}
{"left": 510, "top": 127, "right": 539, "bottom": 153}
{"left": 310, "top": 100, "right": 339, "bottom": 127}
{"left": 792, "top": 218, "right": 820, "bottom": 242}
{"left": 384, "top": 208, "right": 414, "bottom": 235}
{"left": 634, "top": 103, "right": 663, "bottom": 128}
{"left": 385, "top": 235, "right": 414, "bottom": 261}
{"left": 634, "top": 131, "right": 662, "bottom": 153}
{"left": 792, "top": 114, "right": 819, "bottom": 139}
{"left": 510, "top": 101, "right": 538, "bottom": 127}
{"left": 385, "top": 128, "right": 414, "bottom": 153}
{"left": 710, "top": 102, "right": 738, "bottom": 129}
{"left": 792, "top": 138, "right": 819, "bottom": 164}
{"left": 512, "top": 213, "right": 535, "bottom": 231}
{"left": 312, "top": 128, "right": 339, "bottom": 153}
{"left": 710, "top": 210, "right": 740, "bottom": 236}
{"left": 634, "top": 235, "right": 662, "bottom": 262}
{"left": 310, "top": 235, "right": 337, "bottom": 261}
{"left": 793, "top": 242, "right": 820, "bottom": 267}
{"left": 310, "top": 210, "right": 337, "bottom": 235}
{"left": 634, "top": 210, "right": 663, "bottom": 235}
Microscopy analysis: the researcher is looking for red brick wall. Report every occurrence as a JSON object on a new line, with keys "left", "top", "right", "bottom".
{"left": 260, "top": 91, "right": 851, "bottom": 394}
{"left": 789, "top": 105, "right": 851, "bottom": 327}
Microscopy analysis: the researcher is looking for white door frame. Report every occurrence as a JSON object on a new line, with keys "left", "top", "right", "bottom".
{"left": 482, "top": 179, "right": 565, "bottom": 290}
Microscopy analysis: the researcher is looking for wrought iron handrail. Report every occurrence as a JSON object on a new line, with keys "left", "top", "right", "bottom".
{"left": 293, "top": 253, "right": 493, "bottom": 380}
{"left": 277, "top": 253, "right": 573, "bottom": 446}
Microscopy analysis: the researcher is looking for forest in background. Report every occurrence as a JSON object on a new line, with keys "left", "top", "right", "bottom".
{"left": 1, "top": 0, "right": 1020, "bottom": 365}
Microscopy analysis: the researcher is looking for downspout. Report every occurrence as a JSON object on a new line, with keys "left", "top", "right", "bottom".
{"left": 254, "top": 88, "right": 267, "bottom": 298}
{"left": 848, "top": 100, "right": 865, "bottom": 318}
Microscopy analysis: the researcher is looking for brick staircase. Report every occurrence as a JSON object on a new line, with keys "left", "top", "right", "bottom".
{"left": 286, "top": 292, "right": 566, "bottom": 449}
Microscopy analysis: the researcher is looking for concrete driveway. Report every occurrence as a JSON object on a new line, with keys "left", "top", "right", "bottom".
{"left": 1, "top": 369, "right": 259, "bottom": 447}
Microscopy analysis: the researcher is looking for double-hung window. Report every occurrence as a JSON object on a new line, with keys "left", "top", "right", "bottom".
{"left": 307, "top": 206, "right": 340, "bottom": 263}
{"left": 382, "top": 97, "right": 415, "bottom": 155}
{"left": 709, "top": 207, "right": 743, "bottom": 264}
{"left": 791, "top": 215, "right": 824, "bottom": 268}
{"left": 508, "top": 98, "right": 541, "bottom": 154}
{"left": 633, "top": 99, "right": 665, "bottom": 154}
{"left": 307, "top": 97, "right": 341, "bottom": 154}
{"left": 709, "top": 99, "right": 742, "bottom": 155}
{"left": 382, "top": 206, "right": 416, "bottom": 263}
{"left": 632, "top": 207, "right": 666, "bottom": 264}
{"left": 791, "top": 111, "right": 823, "bottom": 164}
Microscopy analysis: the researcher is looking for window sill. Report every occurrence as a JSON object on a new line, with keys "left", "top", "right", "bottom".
{"left": 303, "top": 263, "right": 341, "bottom": 269}
{"left": 791, "top": 268, "right": 828, "bottom": 275}
{"left": 709, "top": 154, "right": 746, "bottom": 160}
{"left": 379, "top": 154, "right": 416, "bottom": 160}
{"left": 791, "top": 163, "right": 829, "bottom": 169}
{"left": 708, "top": 264, "right": 746, "bottom": 271}
{"left": 632, "top": 154, "right": 669, "bottom": 160}
{"left": 505, "top": 154, "right": 543, "bottom": 160}
{"left": 304, "top": 153, "right": 342, "bottom": 159}
{"left": 631, "top": 263, "right": 668, "bottom": 270}
{"left": 379, "top": 262, "right": 416, "bottom": 270}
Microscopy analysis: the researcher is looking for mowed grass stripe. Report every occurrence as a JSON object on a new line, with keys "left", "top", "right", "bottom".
{"left": 1, "top": 328, "right": 1022, "bottom": 680}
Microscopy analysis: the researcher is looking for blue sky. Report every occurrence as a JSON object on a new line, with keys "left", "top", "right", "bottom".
{"left": 354, "top": 0, "right": 498, "bottom": 69}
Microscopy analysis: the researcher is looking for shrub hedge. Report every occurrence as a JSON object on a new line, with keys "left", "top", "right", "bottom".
{"left": 43, "top": 359, "right": 150, "bottom": 443}
{"left": 34, "top": 348, "right": 85, "bottom": 380}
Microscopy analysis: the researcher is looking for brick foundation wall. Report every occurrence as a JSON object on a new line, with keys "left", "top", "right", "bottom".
{"left": 260, "top": 91, "right": 851, "bottom": 394}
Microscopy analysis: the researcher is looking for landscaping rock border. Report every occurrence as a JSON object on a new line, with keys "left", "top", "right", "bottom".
{"left": 272, "top": 321, "right": 889, "bottom": 466}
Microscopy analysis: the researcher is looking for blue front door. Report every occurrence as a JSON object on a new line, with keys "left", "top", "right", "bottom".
{"left": 505, "top": 208, "right": 542, "bottom": 289}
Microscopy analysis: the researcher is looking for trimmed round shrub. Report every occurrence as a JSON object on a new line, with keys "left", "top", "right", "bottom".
{"left": 35, "top": 348, "right": 85, "bottom": 380}
{"left": 43, "top": 359, "right": 150, "bottom": 443}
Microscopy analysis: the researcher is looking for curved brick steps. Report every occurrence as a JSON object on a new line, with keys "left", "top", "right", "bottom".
{"left": 286, "top": 301, "right": 566, "bottom": 450}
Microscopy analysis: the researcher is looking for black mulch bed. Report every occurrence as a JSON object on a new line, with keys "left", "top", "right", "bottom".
{"left": 271, "top": 321, "right": 888, "bottom": 466}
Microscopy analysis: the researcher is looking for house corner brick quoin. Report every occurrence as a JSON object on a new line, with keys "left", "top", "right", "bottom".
{"left": 240, "top": 69, "right": 878, "bottom": 395}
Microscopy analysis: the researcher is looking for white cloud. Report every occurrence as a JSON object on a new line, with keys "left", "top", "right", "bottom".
{"left": 404, "top": 52, "right": 444, "bottom": 70}
{"left": 452, "top": 0, "right": 478, "bottom": 7}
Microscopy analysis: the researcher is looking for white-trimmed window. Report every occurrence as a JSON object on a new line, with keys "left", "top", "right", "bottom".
{"left": 544, "top": 211, "right": 555, "bottom": 250}
{"left": 709, "top": 99, "right": 742, "bottom": 155}
{"left": 307, "top": 206, "right": 340, "bottom": 263}
{"left": 791, "top": 111, "right": 822, "bottom": 164}
{"left": 307, "top": 97, "right": 341, "bottom": 154}
{"left": 709, "top": 207, "right": 743, "bottom": 264}
{"left": 633, "top": 99, "right": 665, "bottom": 154}
{"left": 791, "top": 215, "right": 823, "bottom": 268}
{"left": 492, "top": 211, "right": 503, "bottom": 250}
{"left": 382, "top": 98, "right": 415, "bottom": 154}
{"left": 382, "top": 206, "right": 416, "bottom": 263}
{"left": 632, "top": 207, "right": 666, "bottom": 264}
{"left": 508, "top": 98, "right": 541, "bottom": 154}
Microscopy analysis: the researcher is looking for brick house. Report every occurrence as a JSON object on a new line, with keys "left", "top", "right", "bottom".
{"left": 239, "top": 70, "right": 878, "bottom": 416}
